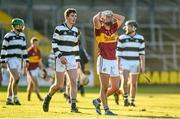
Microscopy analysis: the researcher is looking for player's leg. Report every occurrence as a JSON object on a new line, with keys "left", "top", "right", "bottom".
{"left": 64, "top": 72, "right": 71, "bottom": 103}
{"left": 106, "top": 77, "right": 119, "bottom": 97}
{"left": 6, "top": 76, "right": 13, "bottom": 105}
{"left": 129, "top": 61, "right": 140, "bottom": 106}
{"left": 99, "top": 73, "right": 109, "bottom": 113}
{"left": 27, "top": 77, "right": 33, "bottom": 101}
{"left": 121, "top": 69, "right": 130, "bottom": 106}
{"left": 67, "top": 68, "right": 78, "bottom": 112}
{"left": 43, "top": 71, "right": 65, "bottom": 112}
{"left": 9, "top": 68, "right": 21, "bottom": 105}
{"left": 31, "top": 76, "right": 43, "bottom": 101}
{"left": 129, "top": 74, "right": 138, "bottom": 106}
{"left": 113, "top": 74, "right": 123, "bottom": 105}
{"left": 99, "top": 73, "right": 117, "bottom": 115}
{"left": 30, "top": 69, "right": 43, "bottom": 101}
{"left": 78, "top": 68, "right": 85, "bottom": 96}
{"left": 106, "top": 60, "right": 120, "bottom": 97}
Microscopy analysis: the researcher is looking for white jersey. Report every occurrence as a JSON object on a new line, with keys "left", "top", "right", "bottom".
{"left": 116, "top": 33, "right": 145, "bottom": 60}
{"left": 52, "top": 23, "right": 80, "bottom": 62}
{"left": 0, "top": 31, "right": 28, "bottom": 63}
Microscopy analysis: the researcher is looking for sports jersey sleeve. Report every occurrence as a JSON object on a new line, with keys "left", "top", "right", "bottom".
{"left": 52, "top": 26, "right": 63, "bottom": 58}
{"left": 139, "top": 36, "right": 145, "bottom": 55}
{"left": 22, "top": 37, "right": 29, "bottom": 62}
{"left": 0, "top": 35, "right": 9, "bottom": 63}
{"left": 116, "top": 36, "right": 123, "bottom": 57}
{"left": 74, "top": 31, "right": 81, "bottom": 62}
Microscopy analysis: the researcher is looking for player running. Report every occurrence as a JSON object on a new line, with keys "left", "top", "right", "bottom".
{"left": 0, "top": 18, "right": 29, "bottom": 105}
{"left": 116, "top": 20, "right": 145, "bottom": 107}
{"left": 42, "top": 8, "right": 81, "bottom": 113}
{"left": 26, "top": 37, "right": 46, "bottom": 101}
{"left": 92, "top": 10, "right": 125, "bottom": 115}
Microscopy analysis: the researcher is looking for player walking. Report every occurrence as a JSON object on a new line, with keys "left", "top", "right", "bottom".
{"left": 42, "top": 8, "right": 81, "bottom": 113}
{"left": 92, "top": 10, "right": 124, "bottom": 115}
{"left": 0, "top": 18, "right": 29, "bottom": 105}
{"left": 116, "top": 20, "right": 145, "bottom": 107}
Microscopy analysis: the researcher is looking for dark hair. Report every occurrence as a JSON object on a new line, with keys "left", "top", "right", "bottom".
{"left": 125, "top": 20, "right": 138, "bottom": 28}
{"left": 64, "top": 8, "right": 77, "bottom": 18}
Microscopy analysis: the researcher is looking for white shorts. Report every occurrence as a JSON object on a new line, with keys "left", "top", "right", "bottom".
{"left": 121, "top": 58, "right": 140, "bottom": 74}
{"left": 29, "top": 68, "right": 40, "bottom": 78}
{"left": 97, "top": 56, "right": 119, "bottom": 77}
{"left": 7, "top": 58, "right": 22, "bottom": 73}
{"left": 55, "top": 55, "right": 77, "bottom": 72}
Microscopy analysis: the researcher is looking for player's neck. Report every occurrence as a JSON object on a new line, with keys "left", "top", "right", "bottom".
{"left": 104, "top": 25, "right": 110, "bottom": 30}
{"left": 12, "top": 29, "right": 20, "bottom": 35}
{"left": 32, "top": 45, "right": 38, "bottom": 51}
{"left": 129, "top": 32, "right": 136, "bottom": 37}
{"left": 65, "top": 21, "right": 73, "bottom": 29}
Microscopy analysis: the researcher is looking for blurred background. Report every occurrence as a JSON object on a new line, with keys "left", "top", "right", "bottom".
{"left": 1, "top": 0, "right": 180, "bottom": 86}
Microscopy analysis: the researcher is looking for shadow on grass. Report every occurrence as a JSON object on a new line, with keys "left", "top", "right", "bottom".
{"left": 124, "top": 114, "right": 178, "bottom": 118}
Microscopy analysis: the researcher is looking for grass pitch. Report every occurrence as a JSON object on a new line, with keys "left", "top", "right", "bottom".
{"left": 0, "top": 85, "right": 180, "bottom": 119}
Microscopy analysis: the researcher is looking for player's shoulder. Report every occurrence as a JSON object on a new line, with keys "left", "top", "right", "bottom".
{"left": 72, "top": 26, "right": 79, "bottom": 33}
{"left": 4, "top": 31, "right": 15, "bottom": 38}
{"left": 19, "top": 32, "right": 26, "bottom": 37}
{"left": 54, "top": 23, "right": 66, "bottom": 31}
{"left": 135, "top": 34, "right": 144, "bottom": 40}
{"left": 119, "top": 34, "right": 128, "bottom": 39}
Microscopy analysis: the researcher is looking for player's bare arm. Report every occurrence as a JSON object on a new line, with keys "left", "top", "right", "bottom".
{"left": 93, "top": 12, "right": 102, "bottom": 29}
{"left": 113, "top": 13, "right": 125, "bottom": 28}
{"left": 140, "top": 55, "right": 145, "bottom": 73}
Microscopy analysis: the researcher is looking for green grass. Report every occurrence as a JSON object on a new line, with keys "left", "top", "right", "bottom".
{"left": 0, "top": 85, "right": 180, "bottom": 118}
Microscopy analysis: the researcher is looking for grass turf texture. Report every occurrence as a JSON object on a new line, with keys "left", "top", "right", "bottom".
{"left": 0, "top": 85, "right": 180, "bottom": 118}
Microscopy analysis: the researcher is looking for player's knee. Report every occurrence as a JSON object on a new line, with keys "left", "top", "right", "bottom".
{"left": 101, "top": 87, "right": 108, "bottom": 93}
{"left": 57, "top": 85, "right": 63, "bottom": 90}
{"left": 70, "top": 79, "right": 77, "bottom": 86}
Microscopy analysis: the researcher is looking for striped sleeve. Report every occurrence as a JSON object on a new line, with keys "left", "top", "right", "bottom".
{"left": 139, "top": 36, "right": 145, "bottom": 55}
{"left": 22, "top": 37, "right": 29, "bottom": 62}
{"left": 116, "top": 36, "right": 123, "bottom": 57}
{"left": 75, "top": 31, "right": 81, "bottom": 62}
{"left": 52, "top": 27, "right": 62, "bottom": 58}
{"left": 74, "top": 43, "right": 80, "bottom": 62}
{"left": 0, "top": 36, "right": 9, "bottom": 63}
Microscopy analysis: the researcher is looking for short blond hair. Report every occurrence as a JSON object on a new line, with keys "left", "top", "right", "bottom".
{"left": 30, "top": 37, "right": 39, "bottom": 44}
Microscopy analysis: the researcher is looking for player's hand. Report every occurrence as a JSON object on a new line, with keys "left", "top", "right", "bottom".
{"left": 60, "top": 56, "right": 67, "bottom": 64}
{"left": 25, "top": 62, "right": 29, "bottom": 69}
{"left": 1, "top": 63, "right": 7, "bottom": 68}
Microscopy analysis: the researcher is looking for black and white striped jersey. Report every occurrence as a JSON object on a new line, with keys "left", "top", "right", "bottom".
{"left": 0, "top": 31, "right": 29, "bottom": 63}
{"left": 52, "top": 23, "right": 80, "bottom": 62}
{"left": 116, "top": 34, "right": 145, "bottom": 60}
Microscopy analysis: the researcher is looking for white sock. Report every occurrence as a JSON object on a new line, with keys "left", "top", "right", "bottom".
{"left": 14, "top": 95, "right": 18, "bottom": 102}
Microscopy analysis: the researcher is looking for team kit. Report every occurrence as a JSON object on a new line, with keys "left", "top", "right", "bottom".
{"left": 0, "top": 8, "right": 145, "bottom": 116}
